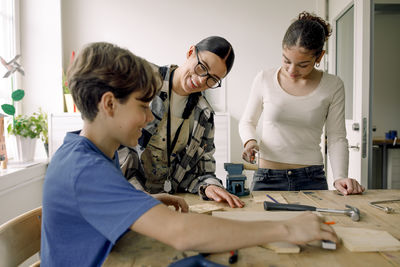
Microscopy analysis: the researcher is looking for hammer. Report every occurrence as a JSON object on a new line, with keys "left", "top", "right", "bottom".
{"left": 264, "top": 202, "right": 360, "bottom": 222}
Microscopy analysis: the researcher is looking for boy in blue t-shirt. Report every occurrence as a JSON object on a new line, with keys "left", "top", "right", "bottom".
{"left": 41, "top": 42, "right": 338, "bottom": 266}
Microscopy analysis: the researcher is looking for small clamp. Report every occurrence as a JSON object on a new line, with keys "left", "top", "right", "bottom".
{"left": 369, "top": 199, "right": 400, "bottom": 213}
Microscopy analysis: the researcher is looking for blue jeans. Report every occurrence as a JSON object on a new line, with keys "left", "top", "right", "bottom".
{"left": 251, "top": 165, "right": 328, "bottom": 191}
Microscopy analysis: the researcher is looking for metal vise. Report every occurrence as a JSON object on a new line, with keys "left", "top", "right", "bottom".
{"left": 224, "top": 163, "right": 250, "bottom": 196}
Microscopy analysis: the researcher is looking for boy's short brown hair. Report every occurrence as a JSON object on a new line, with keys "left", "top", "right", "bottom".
{"left": 67, "top": 42, "right": 161, "bottom": 121}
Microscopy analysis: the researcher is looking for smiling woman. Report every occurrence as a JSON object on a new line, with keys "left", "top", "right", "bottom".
{"left": 117, "top": 36, "right": 244, "bottom": 208}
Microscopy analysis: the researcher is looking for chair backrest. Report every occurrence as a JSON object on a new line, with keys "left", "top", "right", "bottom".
{"left": 0, "top": 206, "right": 42, "bottom": 266}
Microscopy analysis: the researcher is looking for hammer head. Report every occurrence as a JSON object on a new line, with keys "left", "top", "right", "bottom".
{"left": 345, "top": 205, "right": 360, "bottom": 221}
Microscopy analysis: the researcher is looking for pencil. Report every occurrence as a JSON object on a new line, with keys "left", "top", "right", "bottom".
{"left": 266, "top": 194, "right": 279, "bottom": 203}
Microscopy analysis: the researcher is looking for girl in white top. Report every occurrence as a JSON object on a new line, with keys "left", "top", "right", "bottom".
{"left": 239, "top": 12, "right": 364, "bottom": 195}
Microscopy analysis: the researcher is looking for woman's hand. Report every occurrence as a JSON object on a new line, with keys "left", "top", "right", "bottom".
{"left": 334, "top": 178, "right": 365, "bottom": 195}
{"left": 242, "top": 139, "right": 259, "bottom": 163}
{"left": 283, "top": 212, "right": 339, "bottom": 245}
{"left": 152, "top": 193, "right": 189, "bottom": 212}
{"left": 205, "top": 185, "right": 245, "bottom": 208}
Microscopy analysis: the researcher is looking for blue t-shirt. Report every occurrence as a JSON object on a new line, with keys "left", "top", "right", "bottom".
{"left": 41, "top": 131, "right": 160, "bottom": 267}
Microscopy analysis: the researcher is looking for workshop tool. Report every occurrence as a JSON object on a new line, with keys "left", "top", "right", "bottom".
{"left": 229, "top": 250, "right": 238, "bottom": 264}
{"left": 224, "top": 163, "right": 250, "bottom": 196}
{"left": 322, "top": 240, "right": 337, "bottom": 250}
{"left": 169, "top": 254, "right": 226, "bottom": 267}
{"left": 369, "top": 199, "right": 400, "bottom": 213}
{"left": 264, "top": 202, "right": 361, "bottom": 222}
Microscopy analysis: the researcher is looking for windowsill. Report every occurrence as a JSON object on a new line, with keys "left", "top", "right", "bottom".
{"left": 0, "top": 159, "right": 48, "bottom": 193}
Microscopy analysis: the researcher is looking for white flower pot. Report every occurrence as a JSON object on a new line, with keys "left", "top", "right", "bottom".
{"left": 15, "top": 136, "right": 37, "bottom": 162}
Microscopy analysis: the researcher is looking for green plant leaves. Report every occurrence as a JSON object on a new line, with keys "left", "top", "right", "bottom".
{"left": 6, "top": 109, "right": 48, "bottom": 142}
{"left": 0, "top": 89, "right": 24, "bottom": 116}
{"left": 12, "top": 89, "right": 25, "bottom": 101}
{"left": 1, "top": 104, "right": 15, "bottom": 115}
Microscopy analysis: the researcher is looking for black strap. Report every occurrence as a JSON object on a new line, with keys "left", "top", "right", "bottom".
{"left": 166, "top": 69, "right": 185, "bottom": 169}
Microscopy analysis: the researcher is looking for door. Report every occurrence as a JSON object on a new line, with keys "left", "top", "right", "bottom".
{"left": 327, "top": 0, "right": 372, "bottom": 188}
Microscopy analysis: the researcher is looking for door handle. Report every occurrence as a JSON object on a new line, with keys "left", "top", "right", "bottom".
{"left": 349, "top": 144, "right": 360, "bottom": 151}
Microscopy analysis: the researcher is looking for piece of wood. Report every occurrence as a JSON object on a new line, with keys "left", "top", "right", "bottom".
{"left": 212, "top": 211, "right": 304, "bottom": 221}
{"left": 189, "top": 203, "right": 224, "bottom": 214}
{"left": 260, "top": 242, "right": 301, "bottom": 253}
{"left": 212, "top": 211, "right": 302, "bottom": 253}
{"left": 381, "top": 251, "right": 400, "bottom": 266}
{"left": 333, "top": 226, "right": 400, "bottom": 252}
{"left": 252, "top": 193, "right": 288, "bottom": 204}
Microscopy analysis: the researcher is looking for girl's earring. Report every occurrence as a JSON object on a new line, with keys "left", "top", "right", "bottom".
{"left": 316, "top": 62, "right": 320, "bottom": 68}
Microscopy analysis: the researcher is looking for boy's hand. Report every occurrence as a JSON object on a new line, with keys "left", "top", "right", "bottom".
{"left": 205, "top": 185, "right": 245, "bottom": 208}
{"left": 284, "top": 212, "right": 339, "bottom": 245}
{"left": 152, "top": 193, "right": 189, "bottom": 212}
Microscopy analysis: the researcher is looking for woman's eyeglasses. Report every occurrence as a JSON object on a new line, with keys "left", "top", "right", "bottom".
{"left": 194, "top": 46, "right": 222, "bottom": 89}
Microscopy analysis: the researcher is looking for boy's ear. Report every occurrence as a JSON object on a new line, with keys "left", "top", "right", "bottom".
{"left": 186, "top": 45, "right": 195, "bottom": 59}
{"left": 101, "top": 92, "right": 116, "bottom": 116}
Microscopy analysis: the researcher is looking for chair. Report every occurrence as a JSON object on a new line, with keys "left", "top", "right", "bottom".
{"left": 0, "top": 206, "right": 42, "bottom": 267}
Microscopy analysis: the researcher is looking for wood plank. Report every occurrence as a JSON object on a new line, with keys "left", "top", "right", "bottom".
{"left": 212, "top": 211, "right": 302, "bottom": 253}
{"left": 260, "top": 242, "right": 300, "bottom": 253}
{"left": 212, "top": 211, "right": 304, "bottom": 221}
{"left": 333, "top": 226, "right": 400, "bottom": 252}
{"left": 189, "top": 203, "right": 224, "bottom": 214}
{"left": 380, "top": 251, "right": 400, "bottom": 266}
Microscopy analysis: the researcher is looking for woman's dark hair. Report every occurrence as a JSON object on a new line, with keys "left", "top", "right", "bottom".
{"left": 196, "top": 36, "right": 235, "bottom": 75}
{"left": 282, "top": 11, "right": 332, "bottom": 57}
{"left": 181, "top": 36, "right": 235, "bottom": 119}
{"left": 67, "top": 42, "right": 161, "bottom": 121}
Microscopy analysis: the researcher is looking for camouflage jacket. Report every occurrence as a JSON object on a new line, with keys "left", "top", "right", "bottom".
{"left": 118, "top": 65, "right": 223, "bottom": 196}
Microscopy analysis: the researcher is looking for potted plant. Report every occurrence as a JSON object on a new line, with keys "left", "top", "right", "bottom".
{"left": 7, "top": 109, "right": 48, "bottom": 162}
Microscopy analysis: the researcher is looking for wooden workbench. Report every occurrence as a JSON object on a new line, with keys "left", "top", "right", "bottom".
{"left": 103, "top": 190, "right": 400, "bottom": 267}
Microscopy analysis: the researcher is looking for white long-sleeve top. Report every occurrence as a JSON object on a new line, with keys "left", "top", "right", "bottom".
{"left": 239, "top": 68, "right": 349, "bottom": 180}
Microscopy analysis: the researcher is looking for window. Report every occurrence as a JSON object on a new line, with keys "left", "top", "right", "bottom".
{"left": 336, "top": 5, "right": 354, "bottom": 120}
{"left": 1, "top": 0, "right": 18, "bottom": 160}
{"left": 0, "top": 0, "right": 17, "bottom": 102}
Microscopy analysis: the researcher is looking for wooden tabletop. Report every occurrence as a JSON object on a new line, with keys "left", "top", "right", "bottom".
{"left": 103, "top": 190, "right": 400, "bottom": 267}
{"left": 373, "top": 138, "right": 399, "bottom": 146}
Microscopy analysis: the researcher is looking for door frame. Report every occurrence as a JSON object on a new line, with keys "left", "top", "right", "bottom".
{"left": 327, "top": 0, "right": 372, "bottom": 188}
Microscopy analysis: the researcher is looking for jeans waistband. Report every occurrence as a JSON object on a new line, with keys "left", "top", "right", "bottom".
{"left": 256, "top": 165, "right": 324, "bottom": 175}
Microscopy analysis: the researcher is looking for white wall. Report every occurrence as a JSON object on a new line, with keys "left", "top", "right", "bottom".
{"left": 61, "top": 0, "right": 322, "bottom": 164}
{"left": 20, "top": 0, "right": 63, "bottom": 115}
{"left": 17, "top": 0, "right": 63, "bottom": 159}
